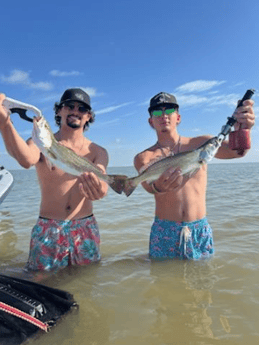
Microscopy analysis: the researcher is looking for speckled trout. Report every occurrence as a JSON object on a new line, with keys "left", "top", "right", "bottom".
{"left": 32, "top": 115, "right": 127, "bottom": 194}
{"left": 123, "top": 137, "right": 221, "bottom": 197}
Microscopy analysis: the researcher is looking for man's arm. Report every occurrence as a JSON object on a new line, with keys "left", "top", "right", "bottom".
{"left": 0, "top": 94, "right": 41, "bottom": 168}
{"left": 134, "top": 153, "right": 155, "bottom": 194}
{"left": 79, "top": 145, "right": 109, "bottom": 200}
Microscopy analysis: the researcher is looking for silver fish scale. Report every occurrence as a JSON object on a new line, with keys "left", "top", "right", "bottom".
{"left": 32, "top": 115, "right": 131, "bottom": 196}
{"left": 137, "top": 150, "right": 201, "bottom": 184}
{"left": 32, "top": 116, "right": 113, "bottom": 183}
{"left": 123, "top": 137, "right": 221, "bottom": 196}
{"left": 50, "top": 140, "right": 112, "bottom": 183}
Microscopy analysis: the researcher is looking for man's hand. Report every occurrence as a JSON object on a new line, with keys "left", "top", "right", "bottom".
{"left": 233, "top": 99, "right": 255, "bottom": 130}
{"left": 79, "top": 172, "right": 107, "bottom": 200}
{"left": 152, "top": 167, "right": 183, "bottom": 193}
{"left": 0, "top": 94, "right": 10, "bottom": 130}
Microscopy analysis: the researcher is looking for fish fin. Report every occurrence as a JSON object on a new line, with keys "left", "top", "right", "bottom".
{"left": 108, "top": 175, "right": 128, "bottom": 194}
{"left": 123, "top": 178, "right": 137, "bottom": 197}
{"left": 139, "top": 155, "right": 165, "bottom": 174}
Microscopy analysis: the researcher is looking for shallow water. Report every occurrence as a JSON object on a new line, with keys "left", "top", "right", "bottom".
{"left": 0, "top": 163, "right": 258, "bottom": 345}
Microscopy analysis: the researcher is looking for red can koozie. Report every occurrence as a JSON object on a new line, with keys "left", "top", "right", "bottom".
{"left": 229, "top": 129, "right": 251, "bottom": 150}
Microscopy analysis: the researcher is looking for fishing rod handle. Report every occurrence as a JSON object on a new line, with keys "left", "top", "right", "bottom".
{"left": 228, "top": 89, "right": 255, "bottom": 153}
{"left": 2, "top": 97, "right": 41, "bottom": 122}
{"left": 218, "top": 89, "right": 255, "bottom": 139}
{"left": 3, "top": 97, "right": 34, "bottom": 112}
{"left": 228, "top": 89, "right": 255, "bottom": 126}
{"left": 236, "top": 89, "right": 255, "bottom": 109}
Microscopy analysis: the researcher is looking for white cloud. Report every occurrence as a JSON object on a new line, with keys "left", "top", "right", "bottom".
{"left": 1, "top": 70, "right": 28, "bottom": 84}
{"left": 96, "top": 102, "right": 133, "bottom": 115}
{"left": 208, "top": 93, "right": 240, "bottom": 107}
{"left": 176, "top": 80, "right": 226, "bottom": 93}
{"left": 49, "top": 70, "right": 82, "bottom": 77}
{"left": 233, "top": 82, "right": 245, "bottom": 87}
{"left": 81, "top": 87, "right": 97, "bottom": 97}
{"left": 30, "top": 81, "right": 53, "bottom": 90}
{"left": 208, "top": 91, "right": 220, "bottom": 95}
{"left": 175, "top": 92, "right": 240, "bottom": 109}
{"left": 1, "top": 70, "right": 53, "bottom": 90}
{"left": 176, "top": 94, "right": 208, "bottom": 107}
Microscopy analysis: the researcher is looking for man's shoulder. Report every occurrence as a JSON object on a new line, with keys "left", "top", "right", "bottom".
{"left": 89, "top": 141, "right": 108, "bottom": 155}
{"left": 134, "top": 144, "right": 158, "bottom": 171}
{"left": 183, "top": 135, "right": 213, "bottom": 150}
{"left": 88, "top": 142, "right": 108, "bottom": 168}
{"left": 135, "top": 144, "right": 157, "bottom": 159}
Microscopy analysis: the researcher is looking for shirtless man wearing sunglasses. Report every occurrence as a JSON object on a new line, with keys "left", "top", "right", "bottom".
{"left": 134, "top": 92, "right": 255, "bottom": 260}
{"left": 0, "top": 88, "right": 108, "bottom": 271}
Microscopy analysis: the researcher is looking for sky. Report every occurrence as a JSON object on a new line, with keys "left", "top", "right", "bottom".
{"left": 0, "top": 0, "right": 258, "bottom": 169}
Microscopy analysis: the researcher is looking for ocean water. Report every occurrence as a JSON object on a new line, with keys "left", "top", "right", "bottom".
{"left": 0, "top": 163, "right": 258, "bottom": 345}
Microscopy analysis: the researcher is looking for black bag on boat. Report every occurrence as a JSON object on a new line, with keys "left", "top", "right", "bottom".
{"left": 0, "top": 274, "right": 77, "bottom": 345}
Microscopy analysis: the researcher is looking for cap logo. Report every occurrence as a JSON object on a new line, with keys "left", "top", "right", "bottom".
{"left": 75, "top": 93, "right": 84, "bottom": 101}
{"left": 159, "top": 96, "right": 165, "bottom": 102}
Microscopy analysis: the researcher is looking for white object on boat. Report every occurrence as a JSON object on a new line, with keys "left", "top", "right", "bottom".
{"left": 0, "top": 167, "right": 14, "bottom": 204}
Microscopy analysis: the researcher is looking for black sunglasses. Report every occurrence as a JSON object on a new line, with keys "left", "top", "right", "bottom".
{"left": 63, "top": 102, "right": 90, "bottom": 113}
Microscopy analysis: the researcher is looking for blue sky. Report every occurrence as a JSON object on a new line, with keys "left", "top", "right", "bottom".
{"left": 0, "top": 0, "right": 258, "bottom": 168}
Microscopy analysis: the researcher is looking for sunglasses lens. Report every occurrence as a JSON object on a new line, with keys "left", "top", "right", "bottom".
{"left": 152, "top": 108, "right": 176, "bottom": 117}
{"left": 152, "top": 110, "right": 163, "bottom": 117}
{"left": 64, "top": 102, "right": 75, "bottom": 110}
{"left": 165, "top": 108, "right": 176, "bottom": 115}
{"left": 79, "top": 106, "right": 89, "bottom": 113}
{"left": 64, "top": 102, "right": 89, "bottom": 113}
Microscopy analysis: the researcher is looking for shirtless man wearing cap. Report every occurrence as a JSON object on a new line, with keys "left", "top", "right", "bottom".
{"left": 0, "top": 89, "right": 108, "bottom": 271}
{"left": 134, "top": 92, "right": 255, "bottom": 260}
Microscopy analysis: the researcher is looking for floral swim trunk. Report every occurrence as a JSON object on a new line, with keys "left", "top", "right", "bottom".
{"left": 149, "top": 217, "right": 214, "bottom": 260}
{"left": 26, "top": 215, "right": 100, "bottom": 271}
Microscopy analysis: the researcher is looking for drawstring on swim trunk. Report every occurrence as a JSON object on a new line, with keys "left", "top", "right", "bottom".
{"left": 179, "top": 226, "right": 191, "bottom": 256}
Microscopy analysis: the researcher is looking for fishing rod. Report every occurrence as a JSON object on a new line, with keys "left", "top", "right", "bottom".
{"left": 2, "top": 97, "right": 42, "bottom": 122}
{"left": 217, "top": 89, "right": 255, "bottom": 148}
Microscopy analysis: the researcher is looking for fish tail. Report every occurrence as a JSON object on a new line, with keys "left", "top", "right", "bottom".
{"left": 123, "top": 178, "right": 137, "bottom": 197}
{"left": 108, "top": 175, "right": 128, "bottom": 194}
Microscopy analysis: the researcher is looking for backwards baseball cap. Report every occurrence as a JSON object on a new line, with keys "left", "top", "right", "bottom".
{"left": 148, "top": 92, "right": 178, "bottom": 112}
{"left": 59, "top": 88, "right": 91, "bottom": 109}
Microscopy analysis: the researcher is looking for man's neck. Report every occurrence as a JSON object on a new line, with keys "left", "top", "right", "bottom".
{"left": 55, "top": 127, "right": 85, "bottom": 145}
{"left": 157, "top": 130, "right": 179, "bottom": 147}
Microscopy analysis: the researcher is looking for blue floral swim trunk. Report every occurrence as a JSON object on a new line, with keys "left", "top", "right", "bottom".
{"left": 26, "top": 215, "right": 100, "bottom": 271}
{"left": 149, "top": 216, "right": 214, "bottom": 260}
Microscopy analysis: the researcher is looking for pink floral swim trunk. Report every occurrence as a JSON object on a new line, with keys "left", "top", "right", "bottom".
{"left": 149, "top": 216, "right": 214, "bottom": 260}
{"left": 26, "top": 215, "right": 100, "bottom": 271}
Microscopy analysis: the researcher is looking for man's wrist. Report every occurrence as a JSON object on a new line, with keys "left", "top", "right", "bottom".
{"left": 150, "top": 181, "right": 165, "bottom": 194}
{"left": 0, "top": 116, "right": 12, "bottom": 131}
